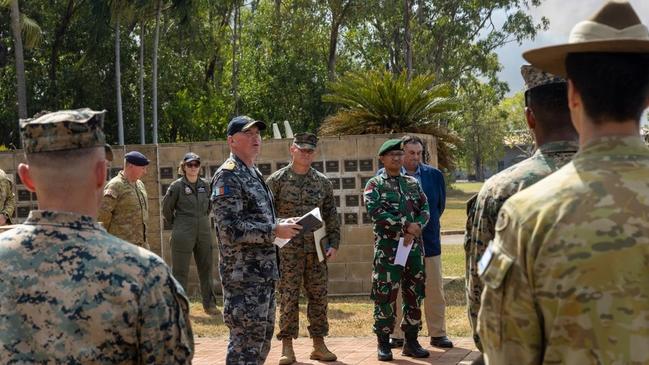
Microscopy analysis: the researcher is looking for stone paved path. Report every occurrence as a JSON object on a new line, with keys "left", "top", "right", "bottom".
{"left": 194, "top": 336, "right": 480, "bottom": 364}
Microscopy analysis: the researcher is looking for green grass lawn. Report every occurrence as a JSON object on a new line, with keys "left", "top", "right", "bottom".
{"left": 440, "top": 182, "right": 483, "bottom": 231}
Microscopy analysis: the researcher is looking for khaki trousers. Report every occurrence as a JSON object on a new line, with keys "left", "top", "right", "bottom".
{"left": 393, "top": 255, "right": 446, "bottom": 337}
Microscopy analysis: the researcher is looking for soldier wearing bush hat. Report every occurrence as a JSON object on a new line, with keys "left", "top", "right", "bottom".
{"left": 478, "top": 1, "right": 649, "bottom": 364}
{"left": 364, "top": 138, "right": 430, "bottom": 361}
{"left": 99, "top": 148, "right": 150, "bottom": 249}
{"left": 0, "top": 108, "right": 193, "bottom": 363}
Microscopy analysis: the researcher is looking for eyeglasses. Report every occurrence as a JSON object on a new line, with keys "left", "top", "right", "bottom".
{"left": 385, "top": 151, "right": 404, "bottom": 158}
{"left": 186, "top": 162, "right": 200, "bottom": 168}
{"left": 297, "top": 148, "right": 315, "bottom": 155}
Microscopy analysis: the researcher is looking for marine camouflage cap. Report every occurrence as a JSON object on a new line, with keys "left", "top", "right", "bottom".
{"left": 20, "top": 108, "right": 107, "bottom": 154}
{"left": 521, "top": 64, "right": 566, "bottom": 91}
{"left": 293, "top": 132, "right": 318, "bottom": 150}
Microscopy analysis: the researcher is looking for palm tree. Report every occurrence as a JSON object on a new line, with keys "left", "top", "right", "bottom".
{"left": 320, "top": 70, "right": 460, "bottom": 170}
{"left": 2, "top": 0, "right": 41, "bottom": 121}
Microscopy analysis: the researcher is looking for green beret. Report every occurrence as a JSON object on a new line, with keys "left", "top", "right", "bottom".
{"left": 378, "top": 139, "right": 403, "bottom": 156}
{"left": 20, "top": 108, "right": 107, "bottom": 154}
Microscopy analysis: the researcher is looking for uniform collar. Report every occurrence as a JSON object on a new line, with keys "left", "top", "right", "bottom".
{"left": 576, "top": 135, "right": 648, "bottom": 160}
{"left": 285, "top": 163, "right": 315, "bottom": 180}
{"left": 536, "top": 140, "right": 579, "bottom": 155}
{"left": 23, "top": 210, "right": 102, "bottom": 230}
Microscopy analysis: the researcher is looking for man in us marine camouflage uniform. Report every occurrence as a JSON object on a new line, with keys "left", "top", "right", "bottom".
{"left": 211, "top": 115, "right": 301, "bottom": 365}
{"left": 267, "top": 132, "right": 340, "bottom": 364}
{"left": 478, "top": 1, "right": 649, "bottom": 364}
{"left": 99, "top": 150, "right": 150, "bottom": 249}
{"left": 0, "top": 168, "right": 15, "bottom": 226}
{"left": 464, "top": 64, "right": 578, "bottom": 358}
{"left": 364, "top": 139, "right": 430, "bottom": 361}
{"left": 0, "top": 109, "right": 193, "bottom": 363}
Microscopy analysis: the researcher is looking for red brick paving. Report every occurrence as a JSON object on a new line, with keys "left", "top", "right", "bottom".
{"left": 194, "top": 337, "right": 480, "bottom": 364}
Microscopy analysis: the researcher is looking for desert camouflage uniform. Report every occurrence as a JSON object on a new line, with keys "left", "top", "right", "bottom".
{"left": 99, "top": 171, "right": 149, "bottom": 249}
{"left": 266, "top": 163, "right": 340, "bottom": 340}
{"left": 364, "top": 171, "right": 429, "bottom": 335}
{"left": 465, "top": 140, "right": 578, "bottom": 350}
{"left": 478, "top": 136, "right": 649, "bottom": 364}
{"left": 0, "top": 169, "right": 15, "bottom": 224}
{"left": 211, "top": 153, "right": 278, "bottom": 365}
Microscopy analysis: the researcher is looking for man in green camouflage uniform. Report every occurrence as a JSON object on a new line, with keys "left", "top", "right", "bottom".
{"left": 0, "top": 169, "right": 15, "bottom": 226}
{"left": 99, "top": 150, "right": 150, "bottom": 249}
{"left": 465, "top": 65, "right": 578, "bottom": 356}
{"left": 0, "top": 109, "right": 193, "bottom": 363}
{"left": 267, "top": 133, "right": 340, "bottom": 364}
{"left": 478, "top": 2, "right": 649, "bottom": 364}
{"left": 211, "top": 116, "right": 301, "bottom": 365}
{"left": 364, "top": 139, "right": 430, "bottom": 361}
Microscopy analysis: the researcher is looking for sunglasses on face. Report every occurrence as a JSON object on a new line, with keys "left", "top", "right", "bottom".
{"left": 186, "top": 162, "right": 200, "bottom": 168}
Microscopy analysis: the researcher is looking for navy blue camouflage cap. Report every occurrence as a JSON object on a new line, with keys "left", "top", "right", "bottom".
{"left": 227, "top": 115, "right": 267, "bottom": 136}
{"left": 183, "top": 152, "right": 200, "bottom": 163}
{"left": 20, "top": 108, "right": 107, "bottom": 154}
{"left": 124, "top": 151, "right": 150, "bottom": 166}
{"left": 293, "top": 132, "right": 318, "bottom": 150}
{"left": 378, "top": 139, "right": 403, "bottom": 156}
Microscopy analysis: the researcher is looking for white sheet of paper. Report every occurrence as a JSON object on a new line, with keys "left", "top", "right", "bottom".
{"left": 273, "top": 237, "right": 290, "bottom": 248}
{"left": 394, "top": 237, "right": 412, "bottom": 266}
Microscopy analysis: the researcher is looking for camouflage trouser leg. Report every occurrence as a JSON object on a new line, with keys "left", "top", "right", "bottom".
{"left": 223, "top": 281, "right": 276, "bottom": 365}
{"left": 465, "top": 237, "right": 486, "bottom": 351}
{"left": 304, "top": 251, "right": 328, "bottom": 337}
{"left": 371, "top": 240, "right": 425, "bottom": 335}
{"left": 277, "top": 249, "right": 329, "bottom": 339}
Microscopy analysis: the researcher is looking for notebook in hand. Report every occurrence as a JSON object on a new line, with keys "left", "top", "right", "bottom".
{"left": 296, "top": 213, "right": 323, "bottom": 234}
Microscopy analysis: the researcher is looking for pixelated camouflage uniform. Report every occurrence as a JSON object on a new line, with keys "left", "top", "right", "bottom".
{"left": 364, "top": 171, "right": 430, "bottom": 335}
{"left": 99, "top": 171, "right": 149, "bottom": 249}
{"left": 211, "top": 153, "right": 279, "bottom": 365}
{"left": 0, "top": 211, "right": 193, "bottom": 363}
{"left": 266, "top": 163, "right": 340, "bottom": 340}
{"left": 465, "top": 140, "right": 578, "bottom": 350}
{"left": 162, "top": 175, "right": 216, "bottom": 307}
{"left": 0, "top": 169, "right": 15, "bottom": 225}
{"left": 478, "top": 136, "right": 649, "bottom": 364}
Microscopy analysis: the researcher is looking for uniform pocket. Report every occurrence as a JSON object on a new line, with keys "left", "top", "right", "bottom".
{"left": 477, "top": 243, "right": 514, "bottom": 348}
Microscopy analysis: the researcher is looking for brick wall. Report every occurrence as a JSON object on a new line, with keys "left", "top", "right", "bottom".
{"left": 0, "top": 133, "right": 437, "bottom": 295}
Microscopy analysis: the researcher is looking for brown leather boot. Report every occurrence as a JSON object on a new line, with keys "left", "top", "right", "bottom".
{"left": 310, "top": 336, "right": 337, "bottom": 361}
{"left": 278, "top": 338, "right": 295, "bottom": 365}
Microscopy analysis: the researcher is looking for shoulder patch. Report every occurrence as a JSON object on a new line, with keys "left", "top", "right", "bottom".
{"left": 222, "top": 160, "right": 236, "bottom": 171}
{"left": 211, "top": 185, "right": 231, "bottom": 199}
{"left": 104, "top": 188, "right": 118, "bottom": 199}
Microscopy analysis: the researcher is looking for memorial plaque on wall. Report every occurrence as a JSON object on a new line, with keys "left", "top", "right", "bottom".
{"left": 31, "top": 192, "right": 37, "bottom": 201}
{"left": 344, "top": 160, "right": 358, "bottom": 172}
{"left": 334, "top": 195, "right": 340, "bottom": 207}
{"left": 276, "top": 162, "right": 289, "bottom": 170}
{"left": 360, "top": 176, "right": 372, "bottom": 190}
{"left": 359, "top": 159, "right": 373, "bottom": 171}
{"left": 345, "top": 195, "right": 359, "bottom": 207}
{"left": 329, "top": 178, "right": 341, "bottom": 190}
{"left": 17, "top": 206, "right": 30, "bottom": 218}
{"left": 161, "top": 184, "right": 170, "bottom": 196}
{"left": 160, "top": 167, "right": 174, "bottom": 180}
{"left": 18, "top": 189, "right": 31, "bottom": 201}
{"left": 360, "top": 194, "right": 364, "bottom": 206}
{"left": 362, "top": 212, "right": 372, "bottom": 224}
{"left": 344, "top": 212, "right": 358, "bottom": 225}
{"left": 15, "top": 173, "right": 21, "bottom": 185}
{"left": 342, "top": 177, "right": 356, "bottom": 190}
{"left": 258, "top": 163, "right": 272, "bottom": 176}
{"left": 210, "top": 165, "right": 220, "bottom": 176}
{"left": 110, "top": 168, "right": 121, "bottom": 178}
{"left": 325, "top": 160, "right": 339, "bottom": 172}
{"left": 311, "top": 161, "right": 324, "bottom": 172}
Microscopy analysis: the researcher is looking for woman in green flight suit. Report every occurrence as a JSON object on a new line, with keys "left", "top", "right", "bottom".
{"left": 162, "top": 152, "right": 219, "bottom": 315}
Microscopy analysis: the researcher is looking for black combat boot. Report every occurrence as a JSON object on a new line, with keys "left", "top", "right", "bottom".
{"left": 377, "top": 333, "right": 393, "bottom": 361}
{"left": 402, "top": 329, "right": 429, "bottom": 358}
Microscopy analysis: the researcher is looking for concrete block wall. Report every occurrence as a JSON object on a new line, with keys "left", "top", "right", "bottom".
{"left": 0, "top": 133, "right": 437, "bottom": 296}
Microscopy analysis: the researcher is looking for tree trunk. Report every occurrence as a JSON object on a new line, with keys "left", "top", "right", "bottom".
{"left": 152, "top": 0, "right": 162, "bottom": 144}
{"left": 139, "top": 21, "right": 146, "bottom": 144}
{"left": 327, "top": 18, "right": 340, "bottom": 81}
{"left": 115, "top": 15, "right": 124, "bottom": 145}
{"left": 10, "top": 0, "right": 27, "bottom": 120}
{"left": 48, "top": 0, "right": 75, "bottom": 104}
{"left": 403, "top": 0, "right": 412, "bottom": 80}
{"left": 232, "top": 2, "right": 240, "bottom": 115}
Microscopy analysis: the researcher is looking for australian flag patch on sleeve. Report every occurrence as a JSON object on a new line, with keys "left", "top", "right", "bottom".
{"left": 212, "top": 185, "right": 230, "bottom": 198}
